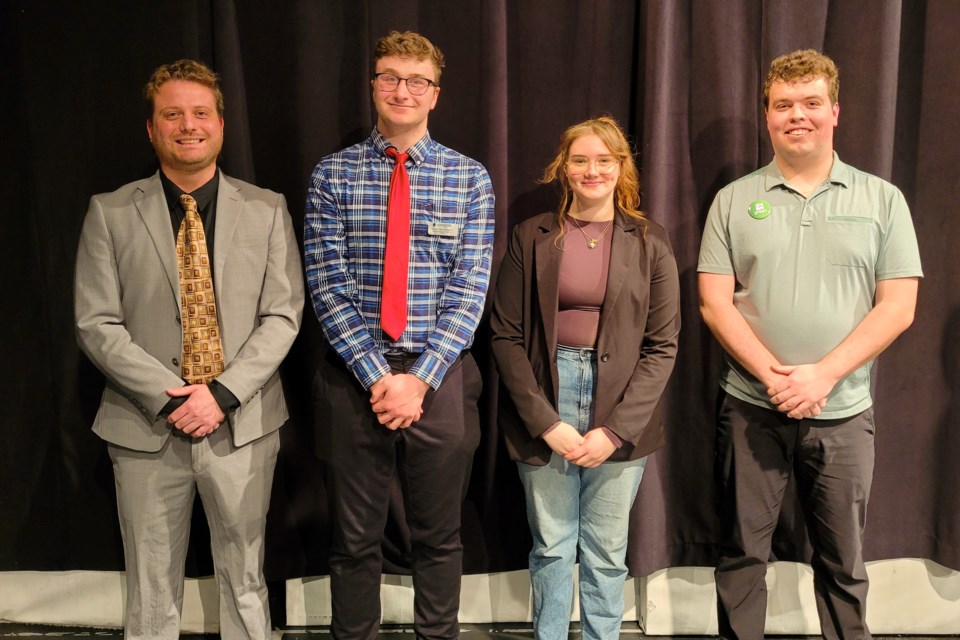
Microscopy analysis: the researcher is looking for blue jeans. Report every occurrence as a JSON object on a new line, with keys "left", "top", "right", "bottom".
{"left": 518, "top": 346, "right": 646, "bottom": 640}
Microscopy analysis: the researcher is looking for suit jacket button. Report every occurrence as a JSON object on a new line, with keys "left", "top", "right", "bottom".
{"left": 600, "top": 353, "right": 610, "bottom": 362}
{"left": 172, "top": 357, "right": 180, "bottom": 366}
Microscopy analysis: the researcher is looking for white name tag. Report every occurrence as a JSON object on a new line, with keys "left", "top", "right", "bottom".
{"left": 427, "top": 222, "right": 460, "bottom": 237}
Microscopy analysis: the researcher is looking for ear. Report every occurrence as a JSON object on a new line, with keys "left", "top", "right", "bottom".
{"left": 146, "top": 118, "right": 154, "bottom": 142}
{"left": 428, "top": 86, "right": 440, "bottom": 111}
{"left": 832, "top": 101, "right": 840, "bottom": 127}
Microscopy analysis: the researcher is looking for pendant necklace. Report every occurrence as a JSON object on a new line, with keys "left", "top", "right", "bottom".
{"left": 569, "top": 217, "right": 613, "bottom": 249}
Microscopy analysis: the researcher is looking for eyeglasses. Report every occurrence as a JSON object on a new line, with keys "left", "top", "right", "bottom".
{"left": 374, "top": 73, "right": 438, "bottom": 96}
{"left": 566, "top": 155, "right": 620, "bottom": 175}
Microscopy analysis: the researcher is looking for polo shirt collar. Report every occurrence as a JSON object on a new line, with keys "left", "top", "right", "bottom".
{"left": 762, "top": 151, "right": 850, "bottom": 192}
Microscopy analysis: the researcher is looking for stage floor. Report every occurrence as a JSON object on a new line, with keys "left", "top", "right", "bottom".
{"left": 1, "top": 624, "right": 959, "bottom": 639}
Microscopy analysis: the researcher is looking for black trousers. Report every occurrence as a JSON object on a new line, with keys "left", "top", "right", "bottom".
{"left": 314, "top": 349, "right": 482, "bottom": 640}
{"left": 714, "top": 392, "right": 875, "bottom": 640}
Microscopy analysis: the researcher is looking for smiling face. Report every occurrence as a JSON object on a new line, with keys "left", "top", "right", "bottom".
{"left": 564, "top": 133, "right": 621, "bottom": 209}
{"left": 146, "top": 80, "right": 224, "bottom": 183}
{"left": 765, "top": 76, "right": 839, "bottom": 167}
{"left": 372, "top": 55, "right": 440, "bottom": 143}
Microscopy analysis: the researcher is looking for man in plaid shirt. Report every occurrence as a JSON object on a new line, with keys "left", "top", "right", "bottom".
{"left": 304, "top": 31, "right": 494, "bottom": 640}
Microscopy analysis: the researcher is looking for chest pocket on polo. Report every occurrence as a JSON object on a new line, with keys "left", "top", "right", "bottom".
{"left": 825, "top": 216, "right": 878, "bottom": 268}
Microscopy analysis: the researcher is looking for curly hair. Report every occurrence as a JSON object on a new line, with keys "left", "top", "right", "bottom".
{"left": 144, "top": 59, "right": 224, "bottom": 118}
{"left": 763, "top": 49, "right": 839, "bottom": 109}
{"left": 374, "top": 31, "right": 445, "bottom": 84}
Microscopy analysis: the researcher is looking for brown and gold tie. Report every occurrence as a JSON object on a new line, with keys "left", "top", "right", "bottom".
{"left": 176, "top": 193, "right": 225, "bottom": 384}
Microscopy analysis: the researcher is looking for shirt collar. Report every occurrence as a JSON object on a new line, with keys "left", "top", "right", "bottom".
{"left": 761, "top": 151, "right": 850, "bottom": 192}
{"left": 159, "top": 168, "right": 220, "bottom": 212}
{"left": 369, "top": 127, "right": 435, "bottom": 166}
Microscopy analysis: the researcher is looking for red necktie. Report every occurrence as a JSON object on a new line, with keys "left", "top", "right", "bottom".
{"left": 381, "top": 147, "right": 410, "bottom": 340}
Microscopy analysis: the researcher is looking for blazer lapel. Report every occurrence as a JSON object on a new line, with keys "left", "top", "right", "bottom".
{"left": 534, "top": 217, "right": 562, "bottom": 359}
{"left": 598, "top": 213, "right": 641, "bottom": 338}
{"left": 213, "top": 173, "right": 243, "bottom": 300}
{"left": 134, "top": 173, "right": 179, "bottom": 299}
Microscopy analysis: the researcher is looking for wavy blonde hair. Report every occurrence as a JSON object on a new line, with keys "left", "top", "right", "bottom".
{"left": 540, "top": 116, "right": 644, "bottom": 244}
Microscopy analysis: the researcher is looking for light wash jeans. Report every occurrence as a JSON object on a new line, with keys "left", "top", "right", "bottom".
{"left": 518, "top": 346, "right": 646, "bottom": 640}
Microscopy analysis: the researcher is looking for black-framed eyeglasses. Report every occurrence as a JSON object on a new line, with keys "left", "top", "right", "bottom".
{"left": 374, "top": 73, "right": 438, "bottom": 96}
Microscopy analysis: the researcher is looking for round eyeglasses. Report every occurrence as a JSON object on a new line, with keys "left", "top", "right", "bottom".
{"left": 374, "top": 73, "right": 438, "bottom": 96}
{"left": 566, "top": 156, "right": 620, "bottom": 175}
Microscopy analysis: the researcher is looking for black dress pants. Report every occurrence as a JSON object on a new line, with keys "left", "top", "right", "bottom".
{"left": 314, "top": 349, "right": 482, "bottom": 640}
{"left": 714, "top": 392, "right": 875, "bottom": 640}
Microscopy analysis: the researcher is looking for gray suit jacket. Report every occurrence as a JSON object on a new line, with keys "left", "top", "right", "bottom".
{"left": 75, "top": 171, "right": 304, "bottom": 452}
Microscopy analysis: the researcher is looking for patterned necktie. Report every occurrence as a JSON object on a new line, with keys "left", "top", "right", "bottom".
{"left": 176, "top": 193, "right": 225, "bottom": 384}
{"left": 381, "top": 147, "right": 410, "bottom": 341}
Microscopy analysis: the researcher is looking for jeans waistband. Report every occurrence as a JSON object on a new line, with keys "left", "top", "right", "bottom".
{"left": 556, "top": 344, "right": 597, "bottom": 361}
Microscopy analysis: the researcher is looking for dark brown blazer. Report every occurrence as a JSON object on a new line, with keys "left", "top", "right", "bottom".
{"left": 490, "top": 210, "right": 680, "bottom": 465}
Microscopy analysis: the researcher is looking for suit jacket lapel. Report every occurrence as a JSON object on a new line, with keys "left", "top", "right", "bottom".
{"left": 598, "top": 213, "right": 641, "bottom": 339}
{"left": 213, "top": 173, "right": 243, "bottom": 300}
{"left": 134, "top": 173, "right": 179, "bottom": 299}
{"left": 534, "top": 217, "right": 562, "bottom": 360}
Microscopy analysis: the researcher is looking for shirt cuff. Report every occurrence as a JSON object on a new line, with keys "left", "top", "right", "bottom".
{"left": 409, "top": 351, "right": 452, "bottom": 390}
{"left": 160, "top": 396, "right": 187, "bottom": 417}
{"left": 540, "top": 421, "right": 563, "bottom": 438}
{"left": 209, "top": 379, "right": 241, "bottom": 414}
{"left": 600, "top": 426, "right": 623, "bottom": 448}
{"left": 351, "top": 352, "right": 392, "bottom": 389}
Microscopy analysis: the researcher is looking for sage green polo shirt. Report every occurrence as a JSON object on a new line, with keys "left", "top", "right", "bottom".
{"left": 698, "top": 154, "right": 923, "bottom": 419}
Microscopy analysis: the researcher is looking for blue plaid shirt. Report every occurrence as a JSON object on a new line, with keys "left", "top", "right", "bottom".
{"left": 304, "top": 128, "right": 495, "bottom": 389}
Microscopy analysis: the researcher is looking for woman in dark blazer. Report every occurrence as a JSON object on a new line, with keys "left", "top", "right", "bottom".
{"left": 490, "top": 116, "right": 680, "bottom": 640}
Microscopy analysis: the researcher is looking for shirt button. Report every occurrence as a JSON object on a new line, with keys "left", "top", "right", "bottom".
{"left": 172, "top": 358, "right": 180, "bottom": 367}
{"left": 600, "top": 353, "right": 610, "bottom": 362}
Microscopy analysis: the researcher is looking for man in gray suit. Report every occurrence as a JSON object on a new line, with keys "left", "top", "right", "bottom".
{"left": 75, "top": 59, "right": 303, "bottom": 640}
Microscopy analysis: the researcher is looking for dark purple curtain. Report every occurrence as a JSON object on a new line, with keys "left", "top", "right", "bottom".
{"left": 3, "top": 0, "right": 957, "bottom": 590}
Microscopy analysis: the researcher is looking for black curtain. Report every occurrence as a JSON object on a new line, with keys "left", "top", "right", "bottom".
{"left": 3, "top": 0, "right": 958, "bottom": 584}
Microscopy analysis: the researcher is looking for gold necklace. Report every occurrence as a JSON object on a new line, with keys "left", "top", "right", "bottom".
{"left": 569, "top": 217, "right": 613, "bottom": 249}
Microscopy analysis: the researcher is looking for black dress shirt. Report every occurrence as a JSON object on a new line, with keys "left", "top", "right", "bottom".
{"left": 158, "top": 169, "right": 240, "bottom": 418}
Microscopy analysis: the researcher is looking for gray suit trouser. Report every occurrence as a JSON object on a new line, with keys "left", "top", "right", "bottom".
{"left": 108, "top": 426, "right": 280, "bottom": 640}
{"left": 714, "top": 392, "right": 875, "bottom": 640}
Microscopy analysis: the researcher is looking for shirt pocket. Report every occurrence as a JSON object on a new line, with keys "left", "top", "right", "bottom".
{"left": 825, "top": 216, "right": 878, "bottom": 269}
{"left": 415, "top": 200, "right": 464, "bottom": 267}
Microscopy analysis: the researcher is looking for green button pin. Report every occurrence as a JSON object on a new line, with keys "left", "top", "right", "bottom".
{"left": 748, "top": 199, "right": 772, "bottom": 220}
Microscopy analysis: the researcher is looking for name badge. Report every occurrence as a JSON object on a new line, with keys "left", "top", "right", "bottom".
{"left": 427, "top": 222, "right": 460, "bottom": 237}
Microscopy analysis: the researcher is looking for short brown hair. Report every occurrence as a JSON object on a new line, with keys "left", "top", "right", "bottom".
{"left": 374, "top": 31, "right": 445, "bottom": 84}
{"left": 144, "top": 59, "right": 224, "bottom": 118}
{"left": 540, "top": 116, "right": 645, "bottom": 242}
{"left": 763, "top": 49, "right": 839, "bottom": 109}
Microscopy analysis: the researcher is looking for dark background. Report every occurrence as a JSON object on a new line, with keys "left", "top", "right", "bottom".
{"left": 3, "top": 0, "right": 958, "bottom": 592}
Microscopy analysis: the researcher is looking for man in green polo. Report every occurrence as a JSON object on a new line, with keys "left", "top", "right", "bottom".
{"left": 698, "top": 49, "right": 922, "bottom": 640}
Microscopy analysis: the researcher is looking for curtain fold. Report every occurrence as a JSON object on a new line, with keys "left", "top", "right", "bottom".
{"left": 3, "top": 0, "right": 957, "bottom": 580}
